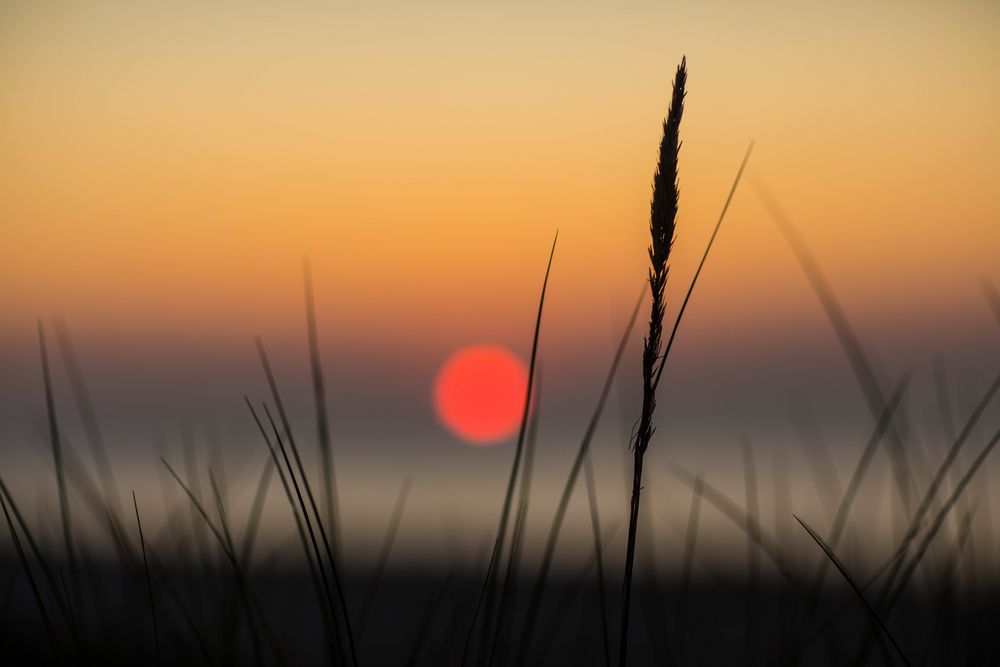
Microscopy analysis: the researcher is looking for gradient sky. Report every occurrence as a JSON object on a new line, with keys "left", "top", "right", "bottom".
{"left": 2, "top": 1, "right": 999, "bottom": 563}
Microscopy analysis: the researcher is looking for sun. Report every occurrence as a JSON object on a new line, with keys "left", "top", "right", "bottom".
{"left": 433, "top": 344, "right": 528, "bottom": 445}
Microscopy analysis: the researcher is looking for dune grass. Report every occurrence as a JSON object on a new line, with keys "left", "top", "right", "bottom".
{"left": 619, "top": 56, "right": 686, "bottom": 667}
{"left": 2, "top": 60, "right": 999, "bottom": 667}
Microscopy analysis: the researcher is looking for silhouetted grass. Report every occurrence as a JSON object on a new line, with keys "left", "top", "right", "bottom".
{"left": 257, "top": 341, "right": 357, "bottom": 666}
{"left": 514, "top": 285, "right": 643, "bottom": 664}
{"left": 875, "top": 369, "right": 1000, "bottom": 613}
{"left": 794, "top": 515, "right": 910, "bottom": 666}
{"left": 981, "top": 279, "right": 1000, "bottom": 328}
{"left": 132, "top": 491, "right": 161, "bottom": 667}
{"left": 161, "top": 459, "right": 266, "bottom": 667}
{"left": 1, "top": 491, "right": 59, "bottom": 654}
{"left": 742, "top": 440, "right": 761, "bottom": 664}
{"left": 583, "top": 453, "right": 611, "bottom": 667}
{"left": 303, "top": 257, "right": 340, "bottom": 556}
{"left": 37, "top": 322, "right": 81, "bottom": 628}
{"left": 3, "top": 60, "right": 1000, "bottom": 667}
{"left": 54, "top": 321, "right": 124, "bottom": 526}
{"left": 489, "top": 369, "right": 542, "bottom": 666}
{"left": 465, "top": 231, "right": 556, "bottom": 665}
{"left": 357, "top": 476, "right": 412, "bottom": 640}
{"left": 752, "top": 179, "right": 917, "bottom": 516}
{"left": 620, "top": 56, "right": 686, "bottom": 667}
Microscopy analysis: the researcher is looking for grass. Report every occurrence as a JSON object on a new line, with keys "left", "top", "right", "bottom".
{"left": 2, "top": 59, "right": 999, "bottom": 666}
{"left": 132, "top": 491, "right": 161, "bottom": 667}
{"left": 619, "top": 56, "right": 686, "bottom": 667}
{"left": 465, "top": 231, "right": 556, "bottom": 666}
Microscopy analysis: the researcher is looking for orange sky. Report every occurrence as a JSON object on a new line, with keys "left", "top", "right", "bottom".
{"left": 2, "top": 0, "right": 999, "bottom": 364}
{"left": 3, "top": 2, "right": 1000, "bottom": 568}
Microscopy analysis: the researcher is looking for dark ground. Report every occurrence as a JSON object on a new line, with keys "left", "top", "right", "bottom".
{"left": 1, "top": 558, "right": 996, "bottom": 666}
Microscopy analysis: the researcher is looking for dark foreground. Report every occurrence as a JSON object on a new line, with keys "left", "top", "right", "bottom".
{"left": 1, "top": 559, "right": 996, "bottom": 666}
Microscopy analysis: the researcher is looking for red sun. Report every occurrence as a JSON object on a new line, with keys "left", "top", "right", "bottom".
{"left": 433, "top": 345, "right": 528, "bottom": 445}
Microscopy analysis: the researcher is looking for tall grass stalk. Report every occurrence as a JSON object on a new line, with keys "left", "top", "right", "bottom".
{"left": 262, "top": 403, "right": 354, "bottom": 667}
{"left": 54, "top": 321, "right": 124, "bottom": 523}
{"left": 303, "top": 257, "right": 340, "bottom": 554}
{"left": 619, "top": 56, "right": 685, "bottom": 667}
{"left": 37, "top": 321, "right": 81, "bottom": 615}
{"left": 465, "top": 232, "right": 557, "bottom": 664}
{"left": 752, "top": 180, "right": 916, "bottom": 515}
{"left": 489, "top": 369, "right": 542, "bottom": 666}
{"left": 515, "top": 286, "right": 643, "bottom": 663}
{"left": 246, "top": 398, "right": 339, "bottom": 662}
{"left": 256, "top": 339, "right": 358, "bottom": 666}
{"left": 161, "top": 459, "right": 266, "bottom": 667}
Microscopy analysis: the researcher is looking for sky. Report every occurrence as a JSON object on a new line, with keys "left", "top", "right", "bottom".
{"left": 2, "top": 1, "right": 999, "bottom": 565}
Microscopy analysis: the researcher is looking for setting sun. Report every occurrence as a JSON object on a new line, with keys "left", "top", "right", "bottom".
{"left": 433, "top": 344, "right": 528, "bottom": 445}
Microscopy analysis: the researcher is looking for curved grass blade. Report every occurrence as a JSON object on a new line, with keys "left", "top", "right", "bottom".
{"left": 795, "top": 515, "right": 910, "bottom": 666}
{"left": 357, "top": 476, "right": 412, "bottom": 640}
{"left": 584, "top": 454, "right": 612, "bottom": 667}
{"left": 303, "top": 257, "right": 339, "bottom": 555}
{"left": 0, "top": 491, "right": 59, "bottom": 655}
{"left": 514, "top": 284, "right": 643, "bottom": 664}
{"left": 132, "top": 492, "right": 161, "bottom": 667}
{"left": 256, "top": 341, "right": 358, "bottom": 666}
{"left": 653, "top": 139, "right": 754, "bottom": 389}
{"left": 470, "top": 231, "right": 557, "bottom": 664}
{"left": 751, "top": 180, "right": 916, "bottom": 513}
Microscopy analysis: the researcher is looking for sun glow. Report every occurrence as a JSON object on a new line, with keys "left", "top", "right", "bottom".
{"left": 433, "top": 345, "right": 528, "bottom": 445}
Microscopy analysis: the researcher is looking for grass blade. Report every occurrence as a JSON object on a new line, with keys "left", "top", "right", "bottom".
{"left": 584, "top": 453, "right": 612, "bottom": 667}
{"left": 752, "top": 180, "right": 916, "bottom": 513}
{"left": 303, "top": 257, "right": 340, "bottom": 555}
{"left": 515, "top": 284, "right": 643, "bottom": 663}
{"left": 653, "top": 139, "right": 754, "bottom": 389}
{"left": 742, "top": 440, "right": 761, "bottom": 665}
{"left": 472, "top": 231, "right": 557, "bottom": 663}
{"left": 37, "top": 321, "right": 80, "bottom": 614}
{"left": 489, "top": 368, "right": 543, "bottom": 666}
{"left": 240, "top": 454, "right": 275, "bottom": 567}
{"left": 675, "top": 471, "right": 704, "bottom": 663}
{"left": 877, "top": 369, "right": 1000, "bottom": 607}
{"left": 0, "top": 491, "right": 59, "bottom": 654}
{"left": 256, "top": 339, "right": 357, "bottom": 664}
{"left": 809, "top": 376, "right": 909, "bottom": 599}
{"left": 357, "top": 476, "right": 413, "bottom": 640}
{"left": 794, "top": 515, "right": 910, "bottom": 666}
{"left": 669, "top": 464, "right": 800, "bottom": 592}
{"left": 132, "top": 491, "right": 161, "bottom": 667}
{"left": 884, "top": 426, "right": 1000, "bottom": 614}
{"left": 245, "top": 397, "right": 338, "bottom": 662}
{"left": 53, "top": 320, "right": 124, "bottom": 522}
{"left": 980, "top": 278, "right": 1000, "bottom": 328}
